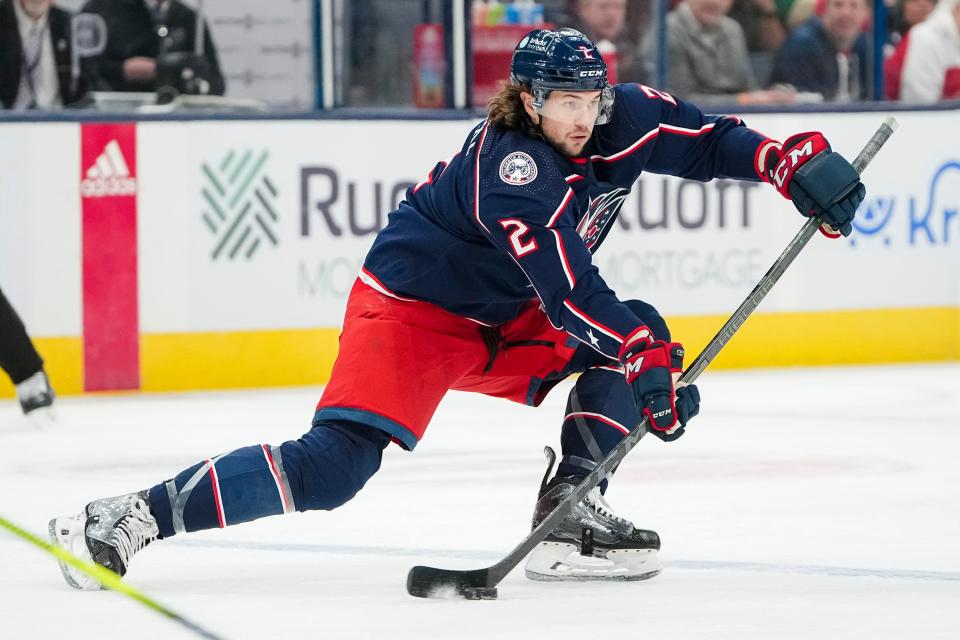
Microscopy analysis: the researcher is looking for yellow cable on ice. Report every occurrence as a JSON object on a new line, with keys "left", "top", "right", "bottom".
{"left": 0, "top": 513, "right": 226, "bottom": 640}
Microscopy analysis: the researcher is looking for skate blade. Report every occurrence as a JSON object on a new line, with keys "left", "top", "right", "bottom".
{"left": 26, "top": 406, "right": 57, "bottom": 429}
{"left": 524, "top": 540, "right": 662, "bottom": 582}
{"left": 48, "top": 516, "right": 101, "bottom": 590}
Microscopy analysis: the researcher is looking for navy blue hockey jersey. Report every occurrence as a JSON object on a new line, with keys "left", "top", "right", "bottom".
{"left": 361, "top": 83, "right": 773, "bottom": 361}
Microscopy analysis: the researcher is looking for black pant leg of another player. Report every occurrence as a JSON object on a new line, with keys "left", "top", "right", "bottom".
{"left": 0, "top": 287, "right": 44, "bottom": 384}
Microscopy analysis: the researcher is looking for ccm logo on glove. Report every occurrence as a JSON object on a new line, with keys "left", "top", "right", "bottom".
{"left": 763, "top": 131, "right": 866, "bottom": 239}
{"left": 771, "top": 136, "right": 828, "bottom": 192}
{"left": 618, "top": 326, "right": 699, "bottom": 442}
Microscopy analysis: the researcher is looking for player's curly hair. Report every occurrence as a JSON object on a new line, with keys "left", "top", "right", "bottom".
{"left": 487, "top": 83, "right": 544, "bottom": 140}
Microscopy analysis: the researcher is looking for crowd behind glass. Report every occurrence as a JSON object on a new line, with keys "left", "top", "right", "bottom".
{"left": 1, "top": 0, "right": 957, "bottom": 112}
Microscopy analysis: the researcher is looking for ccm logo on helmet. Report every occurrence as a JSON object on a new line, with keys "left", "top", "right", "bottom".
{"left": 579, "top": 69, "right": 604, "bottom": 77}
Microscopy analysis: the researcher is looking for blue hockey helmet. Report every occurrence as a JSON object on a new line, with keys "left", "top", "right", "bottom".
{"left": 510, "top": 28, "right": 614, "bottom": 125}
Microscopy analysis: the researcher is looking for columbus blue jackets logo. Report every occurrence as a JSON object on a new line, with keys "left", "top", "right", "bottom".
{"left": 499, "top": 152, "right": 538, "bottom": 185}
{"left": 577, "top": 188, "right": 630, "bottom": 251}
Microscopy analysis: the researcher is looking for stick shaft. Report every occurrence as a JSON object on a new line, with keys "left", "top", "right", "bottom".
{"left": 464, "top": 117, "right": 899, "bottom": 588}
{"left": 683, "top": 116, "right": 898, "bottom": 383}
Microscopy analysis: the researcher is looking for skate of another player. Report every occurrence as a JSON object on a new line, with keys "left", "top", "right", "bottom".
{"left": 2, "top": 365, "right": 960, "bottom": 638}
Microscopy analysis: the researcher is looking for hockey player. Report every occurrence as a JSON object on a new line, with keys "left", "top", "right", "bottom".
{"left": 50, "top": 29, "right": 864, "bottom": 587}
{"left": 1, "top": 286, "right": 55, "bottom": 426}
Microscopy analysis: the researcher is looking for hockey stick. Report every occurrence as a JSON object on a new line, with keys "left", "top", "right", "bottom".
{"left": 406, "top": 117, "right": 899, "bottom": 600}
{"left": 0, "top": 514, "right": 226, "bottom": 639}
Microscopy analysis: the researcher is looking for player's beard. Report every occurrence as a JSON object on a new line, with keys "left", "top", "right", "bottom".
{"left": 542, "top": 125, "right": 592, "bottom": 157}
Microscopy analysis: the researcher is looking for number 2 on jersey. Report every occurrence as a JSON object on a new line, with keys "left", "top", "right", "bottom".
{"left": 499, "top": 219, "right": 538, "bottom": 257}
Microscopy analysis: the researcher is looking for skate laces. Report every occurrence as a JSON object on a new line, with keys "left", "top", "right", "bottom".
{"left": 584, "top": 487, "right": 629, "bottom": 527}
{"left": 110, "top": 500, "right": 158, "bottom": 567}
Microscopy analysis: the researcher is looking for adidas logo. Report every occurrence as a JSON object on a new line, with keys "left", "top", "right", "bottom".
{"left": 81, "top": 140, "right": 136, "bottom": 198}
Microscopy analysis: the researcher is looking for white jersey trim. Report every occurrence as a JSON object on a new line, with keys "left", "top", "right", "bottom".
{"left": 359, "top": 268, "right": 416, "bottom": 302}
{"left": 546, "top": 187, "right": 574, "bottom": 228}
{"left": 590, "top": 121, "right": 722, "bottom": 164}
{"left": 358, "top": 268, "right": 495, "bottom": 327}
{"left": 473, "top": 123, "right": 492, "bottom": 234}
{"left": 551, "top": 229, "right": 576, "bottom": 289}
{"left": 564, "top": 411, "right": 630, "bottom": 435}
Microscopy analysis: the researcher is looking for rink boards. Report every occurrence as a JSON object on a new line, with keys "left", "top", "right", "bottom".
{"left": 0, "top": 111, "right": 957, "bottom": 395}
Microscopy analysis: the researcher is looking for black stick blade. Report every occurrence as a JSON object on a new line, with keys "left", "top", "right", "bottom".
{"left": 407, "top": 566, "right": 497, "bottom": 600}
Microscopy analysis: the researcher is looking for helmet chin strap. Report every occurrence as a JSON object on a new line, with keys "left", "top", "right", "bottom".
{"left": 524, "top": 110, "right": 548, "bottom": 140}
{"left": 530, "top": 118, "right": 548, "bottom": 144}
{"left": 520, "top": 92, "right": 547, "bottom": 140}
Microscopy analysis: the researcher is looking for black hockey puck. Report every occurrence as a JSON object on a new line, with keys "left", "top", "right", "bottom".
{"left": 459, "top": 586, "right": 498, "bottom": 600}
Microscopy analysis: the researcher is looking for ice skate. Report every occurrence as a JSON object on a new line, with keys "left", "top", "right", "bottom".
{"left": 49, "top": 491, "right": 159, "bottom": 590}
{"left": 524, "top": 448, "right": 661, "bottom": 581}
{"left": 16, "top": 370, "right": 55, "bottom": 427}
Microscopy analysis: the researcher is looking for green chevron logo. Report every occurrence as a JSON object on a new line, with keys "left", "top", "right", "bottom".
{"left": 201, "top": 149, "right": 279, "bottom": 260}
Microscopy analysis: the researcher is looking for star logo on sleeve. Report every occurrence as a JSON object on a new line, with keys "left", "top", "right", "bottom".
{"left": 587, "top": 329, "right": 600, "bottom": 347}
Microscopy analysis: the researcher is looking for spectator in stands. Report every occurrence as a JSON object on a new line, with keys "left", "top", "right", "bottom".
{"left": 570, "top": 0, "right": 652, "bottom": 83}
{"left": 769, "top": 0, "right": 870, "bottom": 101}
{"left": 780, "top": 0, "right": 819, "bottom": 29}
{"left": 893, "top": 0, "right": 938, "bottom": 36}
{"left": 666, "top": 0, "right": 796, "bottom": 104}
{"left": 729, "top": 0, "right": 788, "bottom": 52}
{"left": 622, "top": 0, "right": 655, "bottom": 48}
{"left": 543, "top": 0, "right": 577, "bottom": 24}
{"left": 0, "top": 0, "right": 88, "bottom": 108}
{"left": 901, "top": 0, "right": 960, "bottom": 101}
{"left": 80, "top": 0, "right": 224, "bottom": 97}
{"left": 884, "top": 0, "right": 937, "bottom": 99}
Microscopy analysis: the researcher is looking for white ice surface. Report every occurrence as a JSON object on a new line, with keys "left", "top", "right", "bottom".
{"left": 1, "top": 363, "right": 959, "bottom": 639}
